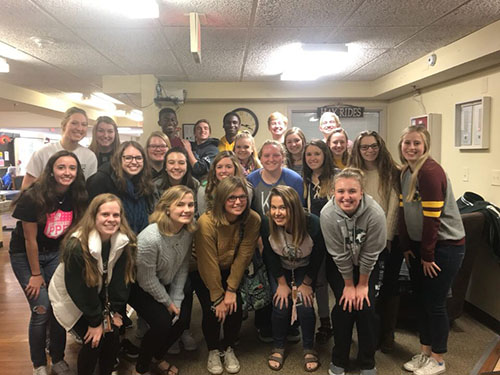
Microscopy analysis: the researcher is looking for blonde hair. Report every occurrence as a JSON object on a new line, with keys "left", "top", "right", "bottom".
{"left": 398, "top": 126, "right": 431, "bottom": 202}
{"left": 268, "top": 186, "right": 308, "bottom": 251}
{"left": 334, "top": 167, "right": 365, "bottom": 191}
{"left": 89, "top": 116, "right": 121, "bottom": 155}
{"left": 211, "top": 176, "right": 250, "bottom": 226}
{"left": 146, "top": 131, "right": 171, "bottom": 150}
{"left": 149, "top": 185, "right": 198, "bottom": 236}
{"left": 61, "top": 107, "right": 87, "bottom": 131}
{"left": 62, "top": 194, "right": 137, "bottom": 287}
{"left": 319, "top": 111, "right": 341, "bottom": 128}
{"left": 234, "top": 131, "right": 262, "bottom": 170}
{"left": 267, "top": 111, "right": 288, "bottom": 128}
{"left": 258, "top": 140, "right": 285, "bottom": 159}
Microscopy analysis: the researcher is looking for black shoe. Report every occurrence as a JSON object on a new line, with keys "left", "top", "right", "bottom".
{"left": 287, "top": 326, "right": 301, "bottom": 343}
{"left": 257, "top": 328, "right": 273, "bottom": 343}
{"left": 120, "top": 338, "right": 140, "bottom": 360}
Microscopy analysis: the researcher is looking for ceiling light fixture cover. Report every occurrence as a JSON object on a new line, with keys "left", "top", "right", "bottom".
{"left": 0, "top": 57, "right": 9, "bottom": 73}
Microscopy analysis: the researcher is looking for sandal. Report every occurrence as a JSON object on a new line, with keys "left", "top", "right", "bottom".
{"left": 303, "top": 349, "right": 320, "bottom": 372}
{"left": 155, "top": 361, "right": 179, "bottom": 375}
{"left": 267, "top": 348, "right": 285, "bottom": 371}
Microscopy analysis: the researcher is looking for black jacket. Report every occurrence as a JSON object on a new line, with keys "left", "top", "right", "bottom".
{"left": 190, "top": 138, "right": 219, "bottom": 180}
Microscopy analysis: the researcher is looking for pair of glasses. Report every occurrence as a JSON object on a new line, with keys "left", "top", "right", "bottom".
{"left": 227, "top": 194, "right": 248, "bottom": 203}
{"left": 360, "top": 143, "right": 379, "bottom": 151}
{"left": 122, "top": 155, "right": 144, "bottom": 163}
{"left": 148, "top": 145, "right": 167, "bottom": 150}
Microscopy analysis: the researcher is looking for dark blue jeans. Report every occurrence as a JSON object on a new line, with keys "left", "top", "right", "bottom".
{"left": 326, "top": 257, "right": 379, "bottom": 371}
{"left": 269, "top": 266, "right": 316, "bottom": 350}
{"left": 10, "top": 251, "right": 67, "bottom": 368}
{"left": 408, "top": 242, "right": 465, "bottom": 354}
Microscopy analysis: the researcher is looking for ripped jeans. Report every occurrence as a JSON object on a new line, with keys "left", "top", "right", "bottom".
{"left": 10, "top": 251, "right": 66, "bottom": 368}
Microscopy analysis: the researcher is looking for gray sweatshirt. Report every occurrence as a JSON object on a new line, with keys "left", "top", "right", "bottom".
{"left": 320, "top": 194, "right": 387, "bottom": 280}
{"left": 136, "top": 223, "right": 193, "bottom": 309}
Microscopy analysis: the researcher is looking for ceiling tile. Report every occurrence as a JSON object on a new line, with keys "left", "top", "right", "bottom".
{"left": 176, "top": 49, "right": 245, "bottom": 81}
{"left": 433, "top": 0, "right": 500, "bottom": 26}
{"left": 164, "top": 27, "right": 250, "bottom": 52}
{"left": 328, "top": 26, "right": 421, "bottom": 48}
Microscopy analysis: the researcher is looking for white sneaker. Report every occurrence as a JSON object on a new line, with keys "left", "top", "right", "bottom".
{"left": 207, "top": 349, "right": 223, "bottom": 375}
{"left": 180, "top": 330, "right": 197, "bottom": 351}
{"left": 404, "top": 353, "right": 430, "bottom": 372}
{"left": 34, "top": 366, "right": 48, "bottom": 375}
{"left": 167, "top": 340, "right": 181, "bottom": 354}
{"left": 223, "top": 346, "right": 240, "bottom": 374}
{"left": 51, "top": 360, "right": 73, "bottom": 375}
{"left": 414, "top": 358, "right": 446, "bottom": 375}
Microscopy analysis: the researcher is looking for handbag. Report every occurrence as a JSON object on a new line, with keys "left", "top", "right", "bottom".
{"left": 234, "top": 223, "right": 272, "bottom": 311}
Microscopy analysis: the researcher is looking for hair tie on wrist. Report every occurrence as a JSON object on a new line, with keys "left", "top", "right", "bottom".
{"left": 32, "top": 273, "right": 41, "bottom": 277}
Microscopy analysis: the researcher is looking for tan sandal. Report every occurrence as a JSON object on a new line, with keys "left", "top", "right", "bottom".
{"left": 268, "top": 348, "right": 285, "bottom": 371}
{"left": 303, "top": 349, "right": 320, "bottom": 372}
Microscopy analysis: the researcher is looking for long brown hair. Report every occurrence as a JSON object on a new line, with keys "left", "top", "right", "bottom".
{"left": 349, "top": 130, "right": 400, "bottom": 198}
{"left": 284, "top": 127, "right": 306, "bottom": 169}
{"left": 111, "top": 141, "right": 154, "bottom": 196}
{"left": 62, "top": 194, "right": 137, "bottom": 287}
{"left": 88, "top": 116, "right": 121, "bottom": 156}
{"left": 302, "top": 140, "right": 336, "bottom": 199}
{"left": 327, "top": 128, "right": 349, "bottom": 168}
{"left": 205, "top": 151, "right": 244, "bottom": 200}
{"left": 210, "top": 176, "right": 250, "bottom": 226}
{"left": 268, "top": 186, "right": 308, "bottom": 251}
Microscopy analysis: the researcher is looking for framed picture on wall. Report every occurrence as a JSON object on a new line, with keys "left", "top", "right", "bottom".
{"left": 182, "top": 123, "right": 195, "bottom": 142}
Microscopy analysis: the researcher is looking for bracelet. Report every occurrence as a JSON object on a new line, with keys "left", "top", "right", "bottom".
{"left": 31, "top": 273, "right": 42, "bottom": 277}
{"left": 226, "top": 286, "right": 237, "bottom": 293}
{"left": 302, "top": 281, "right": 312, "bottom": 287}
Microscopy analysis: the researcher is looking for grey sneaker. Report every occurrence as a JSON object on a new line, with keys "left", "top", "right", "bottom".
{"left": 328, "top": 363, "right": 345, "bottom": 375}
{"left": 180, "top": 330, "right": 197, "bottom": 351}
{"left": 414, "top": 358, "right": 446, "bottom": 375}
{"left": 51, "top": 360, "right": 73, "bottom": 375}
{"left": 34, "top": 366, "right": 48, "bottom": 375}
{"left": 207, "top": 349, "right": 223, "bottom": 375}
{"left": 404, "top": 353, "right": 430, "bottom": 372}
{"left": 167, "top": 340, "right": 181, "bottom": 354}
{"left": 223, "top": 346, "right": 240, "bottom": 374}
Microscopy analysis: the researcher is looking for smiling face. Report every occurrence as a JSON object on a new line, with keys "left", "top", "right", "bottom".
{"left": 158, "top": 111, "right": 178, "bottom": 137}
{"left": 270, "top": 195, "right": 288, "bottom": 228}
{"left": 194, "top": 121, "right": 210, "bottom": 144}
{"left": 215, "top": 157, "right": 236, "bottom": 181}
{"left": 285, "top": 133, "right": 303, "bottom": 156}
{"left": 168, "top": 193, "right": 195, "bottom": 226}
{"left": 319, "top": 113, "right": 339, "bottom": 137}
{"left": 234, "top": 137, "right": 253, "bottom": 163}
{"left": 329, "top": 132, "right": 347, "bottom": 157}
{"left": 401, "top": 131, "right": 425, "bottom": 166}
{"left": 260, "top": 144, "right": 283, "bottom": 174}
{"left": 224, "top": 187, "right": 247, "bottom": 222}
{"left": 95, "top": 122, "right": 115, "bottom": 149}
{"left": 62, "top": 113, "right": 88, "bottom": 144}
{"left": 53, "top": 155, "right": 78, "bottom": 189}
{"left": 166, "top": 152, "right": 187, "bottom": 184}
{"left": 95, "top": 201, "right": 121, "bottom": 241}
{"left": 223, "top": 115, "right": 240, "bottom": 139}
{"left": 359, "top": 135, "right": 379, "bottom": 164}
{"left": 147, "top": 136, "right": 169, "bottom": 163}
{"left": 334, "top": 177, "right": 363, "bottom": 216}
{"left": 121, "top": 145, "right": 144, "bottom": 177}
{"left": 304, "top": 145, "right": 325, "bottom": 172}
{"left": 269, "top": 117, "right": 287, "bottom": 139}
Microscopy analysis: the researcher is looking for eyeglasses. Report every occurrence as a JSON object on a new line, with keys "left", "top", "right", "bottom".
{"left": 360, "top": 143, "right": 379, "bottom": 151}
{"left": 122, "top": 155, "right": 144, "bottom": 163}
{"left": 227, "top": 194, "right": 248, "bottom": 203}
{"left": 148, "top": 145, "right": 167, "bottom": 150}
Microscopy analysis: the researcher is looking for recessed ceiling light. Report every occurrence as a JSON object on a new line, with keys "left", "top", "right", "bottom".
{"left": 29, "top": 36, "right": 56, "bottom": 48}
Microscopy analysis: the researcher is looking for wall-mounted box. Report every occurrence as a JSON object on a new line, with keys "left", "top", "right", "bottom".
{"left": 455, "top": 96, "right": 491, "bottom": 150}
{"left": 410, "top": 113, "right": 442, "bottom": 162}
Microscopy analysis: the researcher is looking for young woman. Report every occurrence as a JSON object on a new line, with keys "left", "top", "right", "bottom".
{"left": 398, "top": 126, "right": 465, "bottom": 375}
{"left": 10, "top": 150, "right": 88, "bottom": 375}
{"left": 194, "top": 176, "right": 261, "bottom": 375}
{"left": 302, "top": 140, "right": 337, "bottom": 345}
{"left": 247, "top": 140, "right": 303, "bottom": 216}
{"left": 318, "top": 111, "right": 341, "bottom": 143}
{"left": 181, "top": 119, "right": 219, "bottom": 182}
{"left": 320, "top": 168, "right": 387, "bottom": 375}
{"left": 284, "top": 127, "right": 306, "bottom": 175}
{"left": 327, "top": 128, "right": 349, "bottom": 170}
{"left": 146, "top": 131, "right": 171, "bottom": 182}
{"left": 233, "top": 131, "right": 262, "bottom": 176}
{"left": 262, "top": 186, "right": 325, "bottom": 372}
{"left": 128, "top": 186, "right": 198, "bottom": 375}
{"left": 267, "top": 112, "right": 288, "bottom": 143}
{"left": 86, "top": 141, "right": 155, "bottom": 234}
{"left": 199, "top": 151, "right": 246, "bottom": 214}
{"left": 349, "top": 130, "right": 401, "bottom": 352}
{"left": 89, "top": 116, "right": 121, "bottom": 167}
{"left": 49, "top": 194, "right": 136, "bottom": 375}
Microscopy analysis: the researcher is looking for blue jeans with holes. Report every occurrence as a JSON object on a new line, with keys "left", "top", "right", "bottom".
{"left": 10, "top": 251, "right": 66, "bottom": 368}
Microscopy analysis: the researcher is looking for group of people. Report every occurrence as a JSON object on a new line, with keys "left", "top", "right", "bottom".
{"left": 10, "top": 106, "right": 465, "bottom": 375}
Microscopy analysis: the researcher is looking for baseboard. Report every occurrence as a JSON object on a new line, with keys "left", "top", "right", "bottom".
{"left": 464, "top": 301, "right": 500, "bottom": 334}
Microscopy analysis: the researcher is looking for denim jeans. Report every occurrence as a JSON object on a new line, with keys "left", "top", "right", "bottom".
{"left": 10, "top": 251, "right": 66, "bottom": 368}
{"left": 269, "top": 266, "right": 316, "bottom": 350}
{"left": 408, "top": 242, "right": 465, "bottom": 354}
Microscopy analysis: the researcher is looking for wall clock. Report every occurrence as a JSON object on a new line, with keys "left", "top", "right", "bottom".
{"left": 233, "top": 107, "right": 259, "bottom": 136}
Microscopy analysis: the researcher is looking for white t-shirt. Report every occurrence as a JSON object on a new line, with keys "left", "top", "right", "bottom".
{"left": 26, "top": 141, "right": 98, "bottom": 180}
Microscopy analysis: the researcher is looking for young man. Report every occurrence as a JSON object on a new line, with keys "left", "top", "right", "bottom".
{"left": 22, "top": 107, "right": 98, "bottom": 189}
{"left": 267, "top": 112, "right": 288, "bottom": 143}
{"left": 218, "top": 112, "right": 241, "bottom": 152}
{"left": 158, "top": 107, "right": 184, "bottom": 149}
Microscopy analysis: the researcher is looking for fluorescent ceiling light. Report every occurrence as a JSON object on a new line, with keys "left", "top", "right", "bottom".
{"left": 265, "top": 43, "right": 351, "bottom": 81}
{"left": 66, "top": 93, "right": 116, "bottom": 112}
{"left": 0, "top": 42, "right": 29, "bottom": 61}
{"left": 0, "top": 57, "right": 9, "bottom": 73}
{"left": 100, "top": 0, "right": 159, "bottom": 19}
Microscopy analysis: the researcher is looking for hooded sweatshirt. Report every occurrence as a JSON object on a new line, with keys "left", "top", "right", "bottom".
{"left": 320, "top": 194, "right": 387, "bottom": 280}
